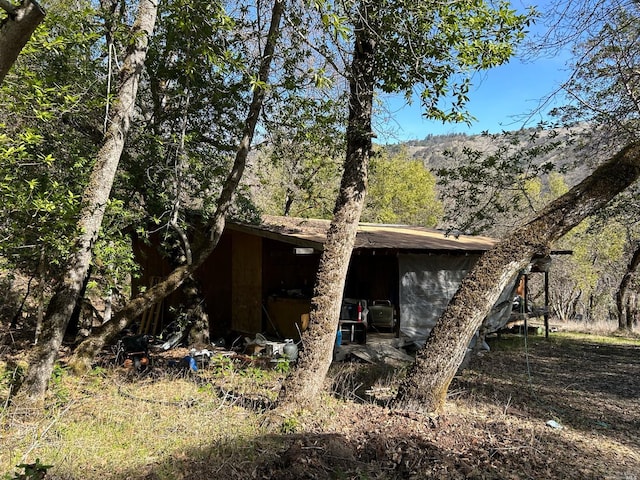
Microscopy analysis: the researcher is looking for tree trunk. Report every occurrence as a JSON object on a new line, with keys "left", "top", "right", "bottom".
{"left": 628, "top": 292, "right": 639, "bottom": 330}
{"left": 184, "top": 277, "right": 210, "bottom": 346}
{"left": 103, "top": 289, "right": 113, "bottom": 324}
{"left": 67, "top": 0, "right": 285, "bottom": 373}
{"left": 616, "top": 242, "right": 640, "bottom": 331}
{"left": 66, "top": 265, "right": 92, "bottom": 340}
{"left": 10, "top": 275, "right": 32, "bottom": 329}
{"left": 274, "top": 12, "right": 375, "bottom": 413}
{"left": 33, "top": 247, "right": 45, "bottom": 342}
{"left": 18, "top": 0, "right": 158, "bottom": 403}
{"left": 394, "top": 142, "right": 640, "bottom": 414}
{"left": 0, "top": 0, "right": 45, "bottom": 84}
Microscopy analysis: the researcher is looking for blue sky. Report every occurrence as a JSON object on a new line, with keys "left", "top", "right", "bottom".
{"left": 376, "top": 1, "right": 571, "bottom": 144}
{"left": 377, "top": 54, "right": 570, "bottom": 144}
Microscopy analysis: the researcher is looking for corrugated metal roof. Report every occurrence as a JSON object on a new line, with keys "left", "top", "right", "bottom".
{"left": 228, "top": 215, "right": 497, "bottom": 253}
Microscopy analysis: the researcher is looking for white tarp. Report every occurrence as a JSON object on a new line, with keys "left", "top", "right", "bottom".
{"left": 398, "top": 253, "right": 518, "bottom": 346}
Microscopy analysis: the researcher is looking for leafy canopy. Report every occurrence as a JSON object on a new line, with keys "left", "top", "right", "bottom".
{"left": 363, "top": 148, "right": 442, "bottom": 227}
{"left": 318, "top": 0, "right": 535, "bottom": 123}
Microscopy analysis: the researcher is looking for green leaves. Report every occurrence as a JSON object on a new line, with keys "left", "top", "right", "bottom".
{"left": 358, "top": 0, "right": 534, "bottom": 122}
{"left": 249, "top": 75, "right": 269, "bottom": 93}
{"left": 0, "top": 0, "right": 102, "bottom": 279}
{"left": 319, "top": 11, "right": 350, "bottom": 41}
{"left": 363, "top": 147, "right": 443, "bottom": 227}
{"left": 436, "top": 127, "right": 564, "bottom": 235}
{"left": 254, "top": 96, "right": 347, "bottom": 218}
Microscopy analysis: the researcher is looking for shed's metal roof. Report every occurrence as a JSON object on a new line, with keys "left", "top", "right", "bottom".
{"left": 228, "top": 215, "right": 497, "bottom": 253}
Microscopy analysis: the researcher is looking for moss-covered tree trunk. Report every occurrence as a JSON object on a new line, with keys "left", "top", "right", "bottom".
{"left": 0, "top": 0, "right": 45, "bottom": 84}
{"left": 274, "top": 15, "right": 375, "bottom": 412}
{"left": 18, "top": 0, "right": 158, "bottom": 404}
{"left": 67, "top": 0, "right": 285, "bottom": 373}
{"left": 395, "top": 143, "right": 640, "bottom": 414}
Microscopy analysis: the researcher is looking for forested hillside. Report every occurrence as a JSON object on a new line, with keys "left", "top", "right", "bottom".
{"left": 389, "top": 129, "right": 592, "bottom": 199}
{"left": 365, "top": 127, "right": 635, "bottom": 329}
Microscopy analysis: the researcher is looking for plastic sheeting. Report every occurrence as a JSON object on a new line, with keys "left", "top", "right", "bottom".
{"left": 398, "top": 254, "right": 518, "bottom": 346}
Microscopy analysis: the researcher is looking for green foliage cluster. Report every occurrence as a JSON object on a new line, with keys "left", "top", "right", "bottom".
{"left": 428, "top": 121, "right": 636, "bottom": 322}
{"left": 347, "top": 0, "right": 534, "bottom": 123}
{"left": 0, "top": 0, "right": 103, "bottom": 282}
{"left": 363, "top": 148, "right": 442, "bottom": 226}
{"left": 0, "top": 0, "right": 281, "bottom": 313}
{"left": 436, "top": 128, "right": 566, "bottom": 235}
{"left": 550, "top": 219, "right": 629, "bottom": 322}
{"left": 253, "top": 96, "right": 346, "bottom": 219}
{"left": 4, "top": 458, "right": 52, "bottom": 480}
{"left": 0, "top": 0, "right": 146, "bottom": 304}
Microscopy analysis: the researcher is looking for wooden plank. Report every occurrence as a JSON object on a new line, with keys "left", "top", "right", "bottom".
{"left": 336, "top": 344, "right": 414, "bottom": 367}
{"left": 139, "top": 276, "right": 162, "bottom": 334}
{"left": 231, "top": 232, "right": 263, "bottom": 333}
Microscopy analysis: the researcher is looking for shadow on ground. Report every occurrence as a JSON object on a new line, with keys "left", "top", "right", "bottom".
{"left": 454, "top": 334, "right": 640, "bottom": 451}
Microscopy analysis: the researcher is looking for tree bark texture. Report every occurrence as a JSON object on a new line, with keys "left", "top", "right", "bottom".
{"left": 625, "top": 293, "right": 638, "bottom": 330}
{"left": 395, "top": 142, "right": 640, "bottom": 414}
{"left": 184, "top": 276, "right": 211, "bottom": 346}
{"left": 19, "top": 0, "right": 158, "bottom": 403}
{"left": 616, "top": 242, "right": 640, "bottom": 330}
{"left": 274, "top": 16, "right": 375, "bottom": 412}
{"left": 67, "top": 0, "right": 285, "bottom": 373}
{"left": 0, "top": 0, "right": 45, "bottom": 84}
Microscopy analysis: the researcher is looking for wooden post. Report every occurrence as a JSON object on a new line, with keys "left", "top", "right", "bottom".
{"left": 544, "top": 270, "right": 550, "bottom": 338}
{"left": 523, "top": 273, "right": 528, "bottom": 335}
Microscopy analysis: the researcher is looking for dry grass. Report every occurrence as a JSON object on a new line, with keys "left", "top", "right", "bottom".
{"left": 0, "top": 321, "right": 638, "bottom": 479}
{"left": 0, "top": 368, "right": 275, "bottom": 479}
{"left": 552, "top": 317, "right": 631, "bottom": 336}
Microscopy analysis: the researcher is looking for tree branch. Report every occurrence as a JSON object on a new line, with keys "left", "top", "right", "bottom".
{"left": 0, "top": 0, "right": 17, "bottom": 15}
{"left": 0, "top": 0, "right": 46, "bottom": 84}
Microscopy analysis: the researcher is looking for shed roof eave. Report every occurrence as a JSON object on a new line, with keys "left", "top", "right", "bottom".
{"left": 226, "top": 215, "right": 497, "bottom": 253}
{"left": 226, "top": 222, "right": 325, "bottom": 250}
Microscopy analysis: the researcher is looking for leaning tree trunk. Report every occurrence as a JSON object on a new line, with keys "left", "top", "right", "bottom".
{"left": 0, "top": 0, "right": 45, "bottom": 84}
{"left": 394, "top": 142, "right": 640, "bottom": 414}
{"left": 18, "top": 0, "right": 158, "bottom": 403}
{"left": 273, "top": 16, "right": 375, "bottom": 413}
{"left": 615, "top": 242, "right": 640, "bottom": 331}
{"left": 67, "top": 0, "right": 285, "bottom": 373}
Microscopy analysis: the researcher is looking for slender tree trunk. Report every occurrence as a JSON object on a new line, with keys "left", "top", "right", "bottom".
{"left": 67, "top": 265, "right": 92, "bottom": 340}
{"left": 0, "top": 0, "right": 45, "bottom": 84}
{"left": 184, "top": 277, "right": 210, "bottom": 346}
{"left": 616, "top": 242, "right": 640, "bottom": 331}
{"left": 628, "top": 292, "right": 638, "bottom": 330}
{"left": 394, "top": 142, "right": 640, "bottom": 414}
{"left": 570, "top": 290, "right": 582, "bottom": 321}
{"left": 33, "top": 247, "right": 45, "bottom": 343}
{"left": 274, "top": 11, "right": 375, "bottom": 413}
{"left": 103, "top": 289, "right": 113, "bottom": 324}
{"left": 18, "top": 0, "right": 158, "bottom": 403}
{"left": 67, "top": 0, "right": 285, "bottom": 373}
{"left": 10, "top": 275, "right": 32, "bottom": 329}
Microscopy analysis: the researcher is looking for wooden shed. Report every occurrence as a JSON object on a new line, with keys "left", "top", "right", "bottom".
{"left": 134, "top": 215, "right": 513, "bottom": 345}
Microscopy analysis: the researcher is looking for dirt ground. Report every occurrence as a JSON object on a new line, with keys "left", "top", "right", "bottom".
{"left": 251, "top": 333, "right": 640, "bottom": 480}
{"left": 2, "top": 330, "right": 639, "bottom": 479}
